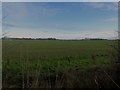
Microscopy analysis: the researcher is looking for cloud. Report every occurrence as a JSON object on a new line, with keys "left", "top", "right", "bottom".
{"left": 2, "top": 2, "right": 68, "bottom": 23}
{"left": 2, "top": 22, "right": 19, "bottom": 27}
{"left": 104, "top": 17, "right": 118, "bottom": 22}
{"left": 28, "top": 3, "right": 69, "bottom": 18}
{"left": 6, "top": 27, "right": 117, "bottom": 40}
{"left": 2, "top": 2, "right": 28, "bottom": 22}
{"left": 88, "top": 2, "right": 118, "bottom": 11}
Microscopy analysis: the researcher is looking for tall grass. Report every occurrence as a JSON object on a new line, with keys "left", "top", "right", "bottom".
{"left": 2, "top": 40, "right": 118, "bottom": 89}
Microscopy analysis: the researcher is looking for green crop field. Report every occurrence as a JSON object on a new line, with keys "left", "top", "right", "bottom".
{"left": 2, "top": 40, "right": 117, "bottom": 88}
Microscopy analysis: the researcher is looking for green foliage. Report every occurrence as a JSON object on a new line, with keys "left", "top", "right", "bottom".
{"left": 2, "top": 40, "right": 116, "bottom": 88}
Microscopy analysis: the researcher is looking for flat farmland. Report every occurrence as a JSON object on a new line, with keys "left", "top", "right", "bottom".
{"left": 2, "top": 40, "right": 116, "bottom": 88}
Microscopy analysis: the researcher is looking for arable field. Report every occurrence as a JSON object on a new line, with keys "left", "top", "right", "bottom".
{"left": 2, "top": 40, "right": 117, "bottom": 88}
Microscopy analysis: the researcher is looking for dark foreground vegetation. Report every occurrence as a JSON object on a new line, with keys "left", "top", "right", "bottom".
{"left": 2, "top": 39, "right": 120, "bottom": 89}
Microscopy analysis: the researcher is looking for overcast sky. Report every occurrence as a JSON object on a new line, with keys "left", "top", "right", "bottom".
{"left": 2, "top": 2, "right": 118, "bottom": 39}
